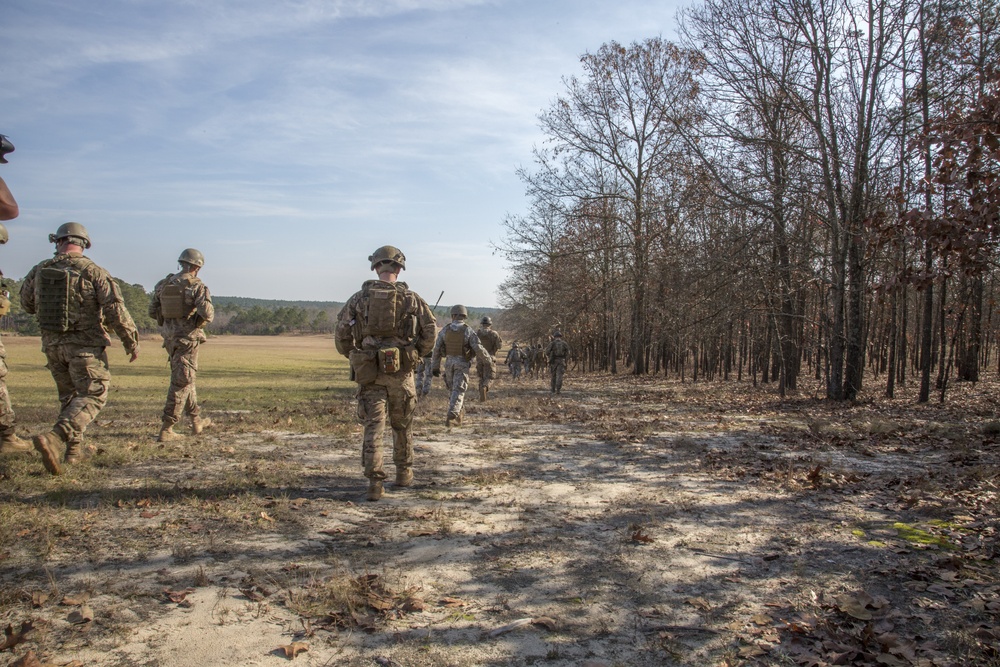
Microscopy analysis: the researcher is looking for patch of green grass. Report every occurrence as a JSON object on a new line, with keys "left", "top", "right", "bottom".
{"left": 893, "top": 522, "right": 956, "bottom": 550}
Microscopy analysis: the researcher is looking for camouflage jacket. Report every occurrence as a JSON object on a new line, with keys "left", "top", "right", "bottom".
{"left": 149, "top": 271, "right": 215, "bottom": 343}
{"left": 20, "top": 252, "right": 139, "bottom": 353}
{"left": 475, "top": 327, "right": 503, "bottom": 357}
{"left": 431, "top": 322, "right": 495, "bottom": 371}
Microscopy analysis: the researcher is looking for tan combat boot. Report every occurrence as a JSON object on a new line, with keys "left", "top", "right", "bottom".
{"left": 33, "top": 431, "right": 64, "bottom": 476}
{"left": 479, "top": 386, "right": 487, "bottom": 402}
{"left": 158, "top": 422, "right": 185, "bottom": 442}
{"left": 63, "top": 441, "right": 85, "bottom": 464}
{"left": 0, "top": 433, "right": 31, "bottom": 454}
{"left": 366, "top": 480, "right": 384, "bottom": 501}
{"left": 192, "top": 416, "right": 213, "bottom": 435}
{"left": 395, "top": 467, "right": 413, "bottom": 487}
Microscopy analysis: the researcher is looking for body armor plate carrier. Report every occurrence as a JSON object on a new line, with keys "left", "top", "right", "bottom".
{"left": 37, "top": 267, "right": 75, "bottom": 332}
{"left": 160, "top": 280, "right": 190, "bottom": 319}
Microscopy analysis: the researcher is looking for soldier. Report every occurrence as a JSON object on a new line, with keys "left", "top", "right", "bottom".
{"left": 545, "top": 330, "right": 572, "bottom": 394}
{"left": 475, "top": 316, "right": 502, "bottom": 401}
{"left": 505, "top": 342, "right": 525, "bottom": 380}
{"left": 20, "top": 222, "right": 139, "bottom": 475}
{"left": 149, "top": 249, "right": 215, "bottom": 442}
{"left": 335, "top": 245, "right": 436, "bottom": 501}
{"left": 532, "top": 344, "right": 546, "bottom": 379}
{"left": 431, "top": 305, "right": 495, "bottom": 426}
{"left": 414, "top": 354, "right": 433, "bottom": 397}
{"left": 0, "top": 222, "right": 29, "bottom": 454}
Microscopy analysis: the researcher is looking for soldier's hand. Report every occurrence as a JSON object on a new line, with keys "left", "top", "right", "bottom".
{"left": 432, "top": 368, "right": 441, "bottom": 377}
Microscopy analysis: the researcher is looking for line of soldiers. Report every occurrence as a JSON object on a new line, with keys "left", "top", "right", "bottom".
{"left": 0, "top": 219, "right": 215, "bottom": 475}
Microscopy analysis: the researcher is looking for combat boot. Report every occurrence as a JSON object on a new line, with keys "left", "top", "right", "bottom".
{"left": 192, "top": 416, "right": 213, "bottom": 435}
{"left": 158, "top": 422, "right": 185, "bottom": 442}
{"left": 63, "top": 441, "right": 86, "bottom": 464}
{"left": 446, "top": 412, "right": 457, "bottom": 427}
{"left": 479, "top": 386, "right": 487, "bottom": 402}
{"left": 366, "top": 479, "right": 384, "bottom": 501}
{"left": 33, "top": 431, "right": 64, "bottom": 476}
{"left": 0, "top": 433, "right": 31, "bottom": 454}
{"left": 395, "top": 467, "right": 413, "bottom": 487}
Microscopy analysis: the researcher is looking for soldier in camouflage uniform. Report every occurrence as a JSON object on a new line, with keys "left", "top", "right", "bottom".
{"left": 474, "top": 316, "right": 502, "bottom": 402}
{"left": 414, "top": 354, "right": 433, "bottom": 397}
{"left": 505, "top": 342, "right": 525, "bottom": 380}
{"left": 431, "top": 305, "right": 495, "bottom": 426}
{"left": 335, "top": 246, "right": 436, "bottom": 501}
{"left": 532, "top": 344, "right": 546, "bottom": 379}
{"left": 545, "top": 330, "right": 572, "bottom": 394}
{"left": 149, "top": 249, "right": 215, "bottom": 442}
{"left": 0, "top": 222, "right": 30, "bottom": 454}
{"left": 20, "top": 222, "right": 140, "bottom": 475}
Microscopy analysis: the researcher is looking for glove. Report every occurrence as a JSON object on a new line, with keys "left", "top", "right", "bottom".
{"left": 432, "top": 368, "right": 441, "bottom": 377}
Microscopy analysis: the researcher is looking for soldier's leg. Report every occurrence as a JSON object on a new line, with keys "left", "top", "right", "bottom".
{"left": 0, "top": 350, "right": 28, "bottom": 451}
{"left": 554, "top": 362, "right": 565, "bottom": 393}
{"left": 387, "top": 373, "right": 416, "bottom": 473}
{"left": 357, "top": 384, "right": 388, "bottom": 482}
{"left": 56, "top": 347, "right": 111, "bottom": 443}
{"left": 451, "top": 365, "right": 470, "bottom": 421}
{"left": 550, "top": 364, "right": 557, "bottom": 393}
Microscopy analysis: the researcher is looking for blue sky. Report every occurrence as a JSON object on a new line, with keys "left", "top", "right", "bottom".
{"left": 2, "top": 0, "right": 680, "bottom": 307}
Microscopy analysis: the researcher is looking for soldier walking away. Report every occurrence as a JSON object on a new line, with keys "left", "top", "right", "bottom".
{"left": 431, "top": 305, "right": 495, "bottom": 427}
{"left": 545, "top": 330, "right": 572, "bottom": 394}
{"left": 475, "top": 316, "right": 502, "bottom": 401}
{"left": 335, "top": 246, "right": 436, "bottom": 501}
{"left": 0, "top": 222, "right": 29, "bottom": 454}
{"left": 532, "top": 344, "right": 546, "bottom": 379}
{"left": 149, "top": 249, "right": 215, "bottom": 442}
{"left": 20, "top": 222, "right": 140, "bottom": 475}
{"left": 505, "top": 342, "right": 525, "bottom": 380}
{"left": 414, "top": 354, "right": 433, "bottom": 397}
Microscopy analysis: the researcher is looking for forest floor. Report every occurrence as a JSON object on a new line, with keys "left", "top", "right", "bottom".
{"left": 1, "top": 347, "right": 999, "bottom": 666}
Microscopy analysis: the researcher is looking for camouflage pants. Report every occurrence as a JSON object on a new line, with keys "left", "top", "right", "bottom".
{"left": 508, "top": 362, "right": 523, "bottom": 380}
{"left": 43, "top": 344, "right": 111, "bottom": 444}
{"left": 550, "top": 359, "right": 567, "bottom": 393}
{"left": 162, "top": 337, "right": 201, "bottom": 426}
{"left": 414, "top": 357, "right": 433, "bottom": 395}
{"left": 443, "top": 357, "right": 471, "bottom": 419}
{"left": 356, "top": 371, "right": 417, "bottom": 481}
{"left": 476, "top": 357, "right": 495, "bottom": 393}
{"left": 0, "top": 341, "right": 15, "bottom": 437}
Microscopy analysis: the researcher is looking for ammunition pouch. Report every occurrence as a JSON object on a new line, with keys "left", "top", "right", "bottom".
{"left": 349, "top": 349, "right": 378, "bottom": 386}
{"left": 378, "top": 347, "right": 402, "bottom": 374}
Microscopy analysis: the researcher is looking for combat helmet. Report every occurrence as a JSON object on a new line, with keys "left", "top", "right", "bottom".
{"left": 481, "top": 316, "right": 492, "bottom": 326}
{"left": 178, "top": 248, "right": 205, "bottom": 268}
{"left": 0, "top": 222, "right": 7, "bottom": 245}
{"left": 552, "top": 330, "right": 563, "bottom": 337}
{"left": 48, "top": 222, "right": 91, "bottom": 249}
{"left": 369, "top": 245, "right": 406, "bottom": 271}
{"left": 451, "top": 304, "right": 468, "bottom": 318}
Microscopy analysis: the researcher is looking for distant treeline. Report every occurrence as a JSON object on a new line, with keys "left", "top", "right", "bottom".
{"left": 0, "top": 282, "right": 499, "bottom": 336}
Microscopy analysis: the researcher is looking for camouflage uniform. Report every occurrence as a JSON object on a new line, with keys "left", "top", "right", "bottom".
{"left": 532, "top": 345, "right": 546, "bottom": 379}
{"left": 335, "top": 279, "right": 435, "bottom": 485}
{"left": 545, "top": 335, "right": 572, "bottom": 394}
{"left": 149, "top": 270, "right": 215, "bottom": 433}
{"left": 20, "top": 251, "right": 139, "bottom": 467}
{"left": 0, "top": 337, "right": 17, "bottom": 444}
{"left": 474, "top": 323, "right": 502, "bottom": 401}
{"left": 431, "top": 320, "right": 494, "bottom": 426}
{"left": 505, "top": 344, "right": 525, "bottom": 380}
{"left": 414, "top": 355, "right": 433, "bottom": 396}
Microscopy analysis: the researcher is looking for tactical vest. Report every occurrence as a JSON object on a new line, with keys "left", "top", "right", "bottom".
{"left": 160, "top": 276, "right": 194, "bottom": 319}
{"left": 36, "top": 258, "right": 95, "bottom": 333}
{"left": 478, "top": 329, "right": 501, "bottom": 356}
{"left": 363, "top": 285, "right": 406, "bottom": 338}
{"left": 445, "top": 326, "right": 466, "bottom": 357}
{"left": 551, "top": 340, "right": 569, "bottom": 358}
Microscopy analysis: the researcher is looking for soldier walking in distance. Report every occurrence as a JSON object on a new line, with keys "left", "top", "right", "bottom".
{"left": 505, "top": 342, "right": 525, "bottom": 380}
{"left": 532, "top": 344, "right": 546, "bottom": 380}
{"left": 0, "top": 223, "right": 29, "bottom": 454}
{"left": 414, "top": 354, "right": 433, "bottom": 397}
{"left": 431, "top": 305, "right": 495, "bottom": 426}
{"left": 545, "top": 330, "right": 572, "bottom": 394}
{"left": 475, "top": 316, "right": 502, "bottom": 401}
{"left": 20, "top": 223, "right": 139, "bottom": 475}
{"left": 149, "top": 249, "right": 215, "bottom": 442}
{"left": 335, "top": 246, "right": 436, "bottom": 501}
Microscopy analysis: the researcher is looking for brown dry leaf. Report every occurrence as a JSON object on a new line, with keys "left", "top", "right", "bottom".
{"left": 439, "top": 596, "right": 467, "bottom": 607}
{"left": 9, "top": 649, "right": 43, "bottom": 667}
{"left": 276, "top": 641, "right": 309, "bottom": 659}
{"left": 876, "top": 654, "right": 906, "bottom": 666}
{"left": 60, "top": 594, "right": 89, "bottom": 606}
{"left": 241, "top": 587, "right": 266, "bottom": 602}
{"left": 751, "top": 613, "right": 772, "bottom": 625}
{"left": 630, "top": 528, "right": 654, "bottom": 544}
{"left": 136, "top": 498, "right": 153, "bottom": 508}
{"left": 164, "top": 588, "right": 194, "bottom": 603}
{"left": 685, "top": 597, "right": 712, "bottom": 611}
{"left": 260, "top": 511, "right": 275, "bottom": 522}
{"left": 738, "top": 644, "right": 766, "bottom": 657}
{"left": 31, "top": 592, "right": 49, "bottom": 608}
{"left": 67, "top": 604, "right": 94, "bottom": 625}
{"left": 532, "top": 616, "right": 558, "bottom": 631}
{"left": 835, "top": 594, "right": 873, "bottom": 620}
{"left": 401, "top": 596, "right": 426, "bottom": 612}
{"left": 0, "top": 621, "right": 34, "bottom": 651}
{"left": 319, "top": 528, "right": 344, "bottom": 536}
{"left": 140, "top": 511, "right": 159, "bottom": 519}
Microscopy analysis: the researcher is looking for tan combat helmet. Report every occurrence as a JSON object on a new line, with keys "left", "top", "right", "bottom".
{"left": 451, "top": 304, "right": 468, "bottom": 319}
{"left": 481, "top": 316, "right": 492, "bottom": 326}
{"left": 0, "top": 222, "right": 8, "bottom": 245}
{"left": 368, "top": 245, "right": 406, "bottom": 271}
{"left": 48, "top": 222, "right": 91, "bottom": 249}
{"left": 178, "top": 248, "right": 205, "bottom": 268}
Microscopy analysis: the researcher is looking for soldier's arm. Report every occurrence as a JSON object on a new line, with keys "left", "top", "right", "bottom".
{"left": 333, "top": 300, "right": 357, "bottom": 358}
{"left": 19, "top": 268, "right": 36, "bottom": 314}
{"left": 148, "top": 279, "right": 164, "bottom": 321}
{"left": 93, "top": 269, "right": 139, "bottom": 357}
{"left": 430, "top": 330, "right": 445, "bottom": 370}
{"left": 413, "top": 299, "right": 436, "bottom": 358}
{"left": 193, "top": 284, "right": 215, "bottom": 326}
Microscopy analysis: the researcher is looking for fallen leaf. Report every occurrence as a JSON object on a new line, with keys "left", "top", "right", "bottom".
{"left": 31, "top": 592, "right": 49, "bottom": 608}
{"left": 630, "top": 528, "right": 654, "bottom": 543}
{"left": 61, "top": 594, "right": 89, "bottom": 606}
{"left": 685, "top": 597, "right": 712, "bottom": 611}
{"left": 0, "top": 621, "right": 34, "bottom": 651}
{"left": 67, "top": 604, "right": 93, "bottom": 624}
{"left": 276, "top": 641, "right": 308, "bottom": 659}
{"left": 401, "top": 596, "right": 426, "bottom": 612}
{"left": 140, "top": 511, "right": 159, "bottom": 519}
{"left": 163, "top": 588, "right": 194, "bottom": 603}
{"left": 439, "top": 597, "right": 466, "bottom": 607}
{"left": 260, "top": 511, "right": 275, "bottom": 522}
{"left": 835, "top": 594, "right": 873, "bottom": 620}
{"left": 9, "top": 649, "right": 43, "bottom": 667}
